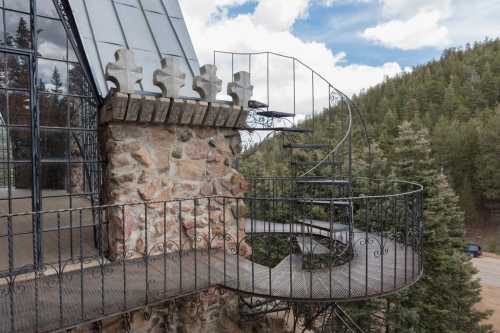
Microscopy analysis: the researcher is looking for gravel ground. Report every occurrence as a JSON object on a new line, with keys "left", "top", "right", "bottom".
{"left": 472, "top": 253, "right": 500, "bottom": 332}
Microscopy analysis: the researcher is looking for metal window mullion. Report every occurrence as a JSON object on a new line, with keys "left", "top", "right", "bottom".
{"left": 109, "top": 0, "right": 144, "bottom": 92}
{"left": 80, "top": 0, "right": 108, "bottom": 96}
{"left": 137, "top": 0, "right": 162, "bottom": 60}
{"left": 157, "top": 0, "right": 195, "bottom": 77}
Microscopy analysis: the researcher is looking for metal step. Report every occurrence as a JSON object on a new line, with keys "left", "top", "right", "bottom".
{"left": 256, "top": 110, "right": 295, "bottom": 118}
{"left": 291, "top": 160, "right": 339, "bottom": 166}
{"left": 243, "top": 127, "right": 313, "bottom": 133}
{"left": 283, "top": 143, "right": 329, "bottom": 149}
{"left": 248, "top": 100, "right": 268, "bottom": 109}
{"left": 296, "top": 179, "right": 350, "bottom": 186}
{"left": 295, "top": 236, "right": 330, "bottom": 255}
{"left": 296, "top": 199, "right": 351, "bottom": 207}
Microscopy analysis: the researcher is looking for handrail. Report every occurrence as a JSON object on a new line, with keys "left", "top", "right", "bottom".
{"left": 213, "top": 50, "right": 372, "bottom": 178}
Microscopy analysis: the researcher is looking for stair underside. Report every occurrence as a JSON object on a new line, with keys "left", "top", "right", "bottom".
{"left": 283, "top": 143, "right": 329, "bottom": 149}
{"left": 256, "top": 111, "right": 295, "bottom": 118}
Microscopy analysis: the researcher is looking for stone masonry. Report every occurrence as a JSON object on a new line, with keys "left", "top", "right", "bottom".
{"left": 101, "top": 49, "right": 252, "bottom": 259}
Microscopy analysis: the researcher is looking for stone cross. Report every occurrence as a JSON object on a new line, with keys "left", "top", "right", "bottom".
{"left": 193, "top": 64, "right": 222, "bottom": 102}
{"left": 153, "top": 56, "right": 186, "bottom": 98}
{"left": 228, "top": 71, "right": 253, "bottom": 108}
{"left": 105, "top": 48, "right": 143, "bottom": 94}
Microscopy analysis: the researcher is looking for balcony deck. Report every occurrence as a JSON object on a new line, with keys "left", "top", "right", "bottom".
{"left": 0, "top": 218, "right": 420, "bottom": 333}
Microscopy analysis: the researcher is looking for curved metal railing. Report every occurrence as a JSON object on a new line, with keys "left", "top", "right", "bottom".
{"left": 0, "top": 178, "right": 423, "bottom": 332}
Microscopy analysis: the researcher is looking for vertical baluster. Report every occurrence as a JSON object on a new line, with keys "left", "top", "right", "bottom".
{"left": 163, "top": 201, "right": 167, "bottom": 296}
{"left": 122, "top": 205, "right": 127, "bottom": 311}
{"left": 393, "top": 197, "right": 397, "bottom": 289}
{"left": 223, "top": 198, "right": 226, "bottom": 286}
{"left": 57, "top": 212, "right": 63, "bottom": 327}
{"left": 207, "top": 198, "right": 211, "bottom": 287}
{"left": 365, "top": 197, "right": 369, "bottom": 296}
{"left": 7, "top": 215, "right": 14, "bottom": 332}
{"left": 144, "top": 203, "right": 149, "bottom": 304}
{"left": 236, "top": 199, "right": 240, "bottom": 291}
{"left": 100, "top": 207, "right": 105, "bottom": 315}
{"left": 289, "top": 200, "right": 293, "bottom": 298}
{"left": 404, "top": 196, "right": 408, "bottom": 284}
{"left": 80, "top": 209, "right": 85, "bottom": 320}
{"left": 178, "top": 201, "right": 182, "bottom": 292}
{"left": 194, "top": 199, "right": 197, "bottom": 290}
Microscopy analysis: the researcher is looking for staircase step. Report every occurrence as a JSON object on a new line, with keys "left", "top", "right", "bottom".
{"left": 243, "top": 127, "right": 313, "bottom": 133}
{"left": 256, "top": 111, "right": 295, "bottom": 118}
{"left": 283, "top": 143, "right": 329, "bottom": 149}
{"left": 248, "top": 100, "right": 268, "bottom": 109}
{"left": 290, "top": 160, "right": 339, "bottom": 166}
{"left": 296, "top": 199, "right": 351, "bottom": 207}
{"left": 295, "top": 236, "right": 330, "bottom": 255}
{"left": 296, "top": 179, "right": 350, "bottom": 186}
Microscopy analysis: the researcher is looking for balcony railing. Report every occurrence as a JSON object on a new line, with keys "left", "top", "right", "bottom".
{"left": 0, "top": 178, "right": 423, "bottom": 333}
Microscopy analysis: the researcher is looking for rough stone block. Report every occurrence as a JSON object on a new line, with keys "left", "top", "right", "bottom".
{"left": 203, "top": 103, "right": 221, "bottom": 127}
{"left": 235, "top": 109, "right": 249, "bottom": 128}
{"left": 100, "top": 92, "right": 128, "bottom": 123}
{"left": 191, "top": 101, "right": 209, "bottom": 126}
{"left": 126, "top": 94, "right": 142, "bottom": 121}
{"left": 214, "top": 103, "right": 231, "bottom": 127}
{"left": 180, "top": 100, "right": 197, "bottom": 125}
{"left": 167, "top": 99, "right": 184, "bottom": 125}
{"left": 153, "top": 97, "right": 171, "bottom": 123}
{"left": 224, "top": 106, "right": 242, "bottom": 128}
{"left": 139, "top": 96, "right": 155, "bottom": 122}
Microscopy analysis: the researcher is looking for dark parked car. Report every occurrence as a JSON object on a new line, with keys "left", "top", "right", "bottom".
{"left": 464, "top": 243, "right": 482, "bottom": 257}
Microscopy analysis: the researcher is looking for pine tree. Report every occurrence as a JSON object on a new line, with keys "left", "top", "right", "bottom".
{"left": 384, "top": 121, "right": 491, "bottom": 333}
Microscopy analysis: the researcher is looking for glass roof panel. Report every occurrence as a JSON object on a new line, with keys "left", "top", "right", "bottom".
{"left": 69, "top": 0, "right": 200, "bottom": 97}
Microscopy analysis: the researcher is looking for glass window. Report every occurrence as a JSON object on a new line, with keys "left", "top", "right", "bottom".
{"left": 171, "top": 18, "right": 197, "bottom": 61}
{"left": 41, "top": 163, "right": 66, "bottom": 189}
{"left": 37, "top": 0, "right": 59, "bottom": 18}
{"left": 146, "top": 11, "right": 182, "bottom": 57}
{"left": 0, "top": 10, "right": 4, "bottom": 46}
{"left": 86, "top": 0, "right": 125, "bottom": 44}
{"left": 6, "top": 54, "right": 29, "bottom": 89}
{"left": 68, "top": 63, "right": 84, "bottom": 95}
{"left": 67, "top": 0, "right": 92, "bottom": 39}
{"left": 134, "top": 49, "right": 160, "bottom": 92}
{"left": 81, "top": 37, "right": 106, "bottom": 94}
{"left": 5, "top": 11, "right": 31, "bottom": 49}
{"left": 116, "top": 1, "right": 157, "bottom": 51}
{"left": 161, "top": 0, "right": 182, "bottom": 18}
{"left": 38, "top": 58, "right": 68, "bottom": 93}
{"left": 10, "top": 127, "right": 32, "bottom": 161}
{"left": 40, "top": 129, "right": 68, "bottom": 160}
{"left": 4, "top": 0, "right": 30, "bottom": 13}
{"left": 7, "top": 91, "right": 31, "bottom": 126}
{"left": 37, "top": 17, "right": 68, "bottom": 61}
{"left": 141, "top": 0, "right": 163, "bottom": 13}
{"left": 39, "top": 93, "right": 67, "bottom": 127}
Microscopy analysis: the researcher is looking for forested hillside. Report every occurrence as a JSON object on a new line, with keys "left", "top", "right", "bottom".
{"left": 243, "top": 38, "right": 500, "bottom": 252}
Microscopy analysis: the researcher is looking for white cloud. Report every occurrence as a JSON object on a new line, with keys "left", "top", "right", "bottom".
{"left": 362, "top": 9, "right": 449, "bottom": 50}
{"left": 363, "top": 0, "right": 500, "bottom": 50}
{"left": 180, "top": 0, "right": 404, "bottom": 107}
{"left": 253, "top": 0, "right": 310, "bottom": 31}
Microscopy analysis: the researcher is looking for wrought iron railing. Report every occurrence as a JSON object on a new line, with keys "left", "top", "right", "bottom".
{"left": 0, "top": 178, "right": 423, "bottom": 332}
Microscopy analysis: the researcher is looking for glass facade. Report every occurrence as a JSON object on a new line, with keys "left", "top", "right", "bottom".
{"left": 69, "top": 0, "right": 200, "bottom": 97}
{"left": 0, "top": 0, "right": 101, "bottom": 274}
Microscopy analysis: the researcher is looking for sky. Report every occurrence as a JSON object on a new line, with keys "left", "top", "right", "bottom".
{"left": 179, "top": 0, "right": 500, "bottom": 97}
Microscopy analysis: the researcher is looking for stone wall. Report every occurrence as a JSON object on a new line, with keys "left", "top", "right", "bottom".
{"left": 73, "top": 288, "right": 241, "bottom": 333}
{"left": 100, "top": 92, "right": 251, "bottom": 258}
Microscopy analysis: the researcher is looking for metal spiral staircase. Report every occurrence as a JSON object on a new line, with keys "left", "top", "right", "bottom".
{"left": 214, "top": 51, "right": 423, "bottom": 332}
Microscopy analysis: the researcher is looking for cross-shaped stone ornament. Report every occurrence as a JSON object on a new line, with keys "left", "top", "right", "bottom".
{"left": 105, "top": 48, "right": 143, "bottom": 94}
{"left": 228, "top": 71, "right": 253, "bottom": 108}
{"left": 153, "top": 56, "right": 186, "bottom": 98}
{"left": 193, "top": 64, "right": 222, "bottom": 102}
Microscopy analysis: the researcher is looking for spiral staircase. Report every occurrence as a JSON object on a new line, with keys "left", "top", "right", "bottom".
{"left": 213, "top": 51, "right": 424, "bottom": 331}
